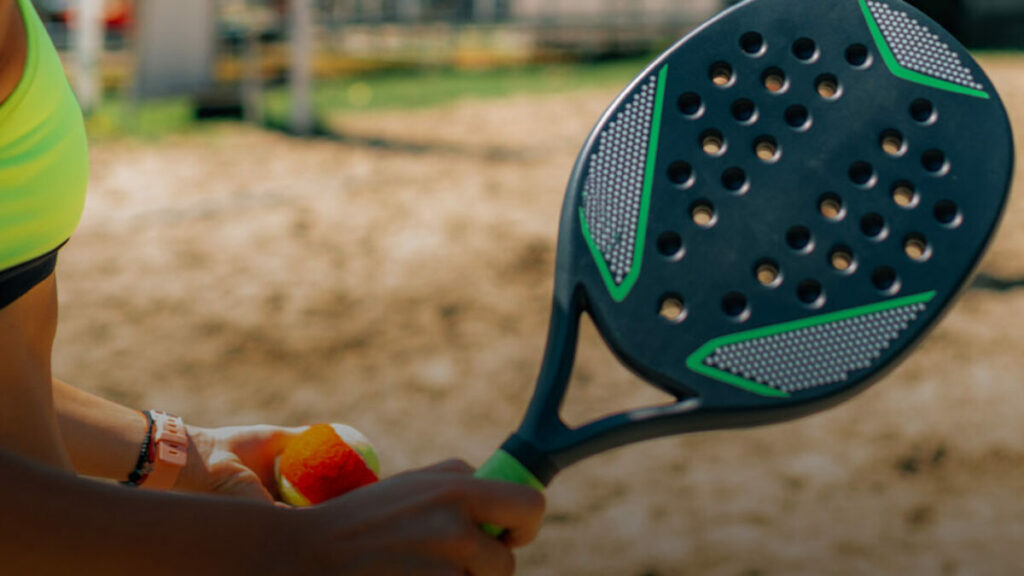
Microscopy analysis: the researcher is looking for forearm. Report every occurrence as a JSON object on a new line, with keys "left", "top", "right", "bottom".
{"left": 0, "top": 447, "right": 296, "bottom": 576}
{"left": 52, "top": 378, "right": 149, "bottom": 481}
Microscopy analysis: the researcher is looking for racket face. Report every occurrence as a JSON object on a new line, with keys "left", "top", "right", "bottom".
{"left": 555, "top": 0, "right": 1013, "bottom": 421}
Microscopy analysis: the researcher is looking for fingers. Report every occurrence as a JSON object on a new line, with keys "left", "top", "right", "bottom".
{"left": 422, "top": 459, "right": 475, "bottom": 475}
{"left": 224, "top": 425, "right": 305, "bottom": 464}
{"left": 460, "top": 529, "right": 516, "bottom": 576}
{"left": 463, "top": 480, "right": 546, "bottom": 548}
{"left": 411, "top": 460, "right": 545, "bottom": 548}
{"left": 213, "top": 470, "right": 275, "bottom": 502}
{"left": 423, "top": 507, "right": 516, "bottom": 576}
{"left": 305, "top": 460, "right": 540, "bottom": 576}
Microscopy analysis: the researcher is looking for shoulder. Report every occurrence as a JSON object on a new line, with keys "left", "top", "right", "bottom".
{"left": 0, "top": 0, "right": 27, "bottom": 106}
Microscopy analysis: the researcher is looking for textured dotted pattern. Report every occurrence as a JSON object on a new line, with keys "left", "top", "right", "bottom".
{"left": 867, "top": 0, "right": 983, "bottom": 91}
{"left": 704, "top": 302, "right": 927, "bottom": 393}
{"left": 581, "top": 75, "right": 658, "bottom": 285}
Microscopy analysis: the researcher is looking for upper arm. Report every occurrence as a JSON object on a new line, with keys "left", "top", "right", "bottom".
{"left": 0, "top": 273, "right": 72, "bottom": 470}
{"left": 0, "top": 0, "right": 27, "bottom": 105}
{"left": 0, "top": 1, "right": 79, "bottom": 472}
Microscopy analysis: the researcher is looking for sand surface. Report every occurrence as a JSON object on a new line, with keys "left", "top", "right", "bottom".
{"left": 55, "top": 56, "right": 1024, "bottom": 575}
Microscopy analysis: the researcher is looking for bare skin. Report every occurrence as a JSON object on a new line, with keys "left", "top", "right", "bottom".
{"left": 0, "top": 278, "right": 545, "bottom": 575}
{"left": 0, "top": 275, "right": 71, "bottom": 470}
{"left": 0, "top": 0, "right": 27, "bottom": 105}
{"left": 0, "top": 2, "right": 545, "bottom": 573}
{"left": 1, "top": 450, "right": 544, "bottom": 576}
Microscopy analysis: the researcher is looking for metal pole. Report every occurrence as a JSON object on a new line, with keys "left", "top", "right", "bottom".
{"left": 73, "top": 0, "right": 104, "bottom": 114}
{"left": 474, "top": 0, "right": 495, "bottom": 21}
{"left": 289, "top": 0, "right": 315, "bottom": 135}
{"left": 396, "top": 0, "right": 420, "bottom": 21}
{"left": 242, "top": 28, "right": 263, "bottom": 125}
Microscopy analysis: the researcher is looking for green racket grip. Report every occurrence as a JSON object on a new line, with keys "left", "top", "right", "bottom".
{"left": 474, "top": 449, "right": 546, "bottom": 538}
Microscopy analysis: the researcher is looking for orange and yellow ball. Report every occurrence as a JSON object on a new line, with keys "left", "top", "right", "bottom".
{"left": 276, "top": 423, "right": 381, "bottom": 506}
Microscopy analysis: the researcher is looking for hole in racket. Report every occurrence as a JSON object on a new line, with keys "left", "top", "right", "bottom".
{"left": 668, "top": 161, "right": 696, "bottom": 188}
{"left": 722, "top": 292, "right": 751, "bottom": 322}
{"left": 872, "top": 266, "right": 901, "bottom": 295}
{"left": 819, "top": 193, "right": 846, "bottom": 221}
{"left": 741, "top": 31, "right": 766, "bottom": 56}
{"left": 904, "top": 234, "right": 931, "bottom": 262}
{"left": 732, "top": 99, "right": 758, "bottom": 124}
{"left": 787, "top": 226, "right": 814, "bottom": 253}
{"left": 816, "top": 74, "right": 841, "bottom": 100}
{"left": 678, "top": 92, "right": 704, "bottom": 118}
{"left": 763, "top": 68, "right": 788, "bottom": 93}
{"left": 786, "top": 105, "right": 812, "bottom": 131}
{"left": 658, "top": 296, "right": 688, "bottom": 323}
{"left": 692, "top": 201, "right": 717, "bottom": 228}
{"left": 754, "top": 136, "right": 780, "bottom": 163}
{"left": 860, "top": 213, "right": 889, "bottom": 241}
{"left": 922, "top": 149, "right": 950, "bottom": 176}
{"left": 711, "top": 62, "right": 735, "bottom": 87}
{"left": 830, "top": 246, "right": 857, "bottom": 274}
{"left": 846, "top": 44, "right": 872, "bottom": 68}
{"left": 657, "top": 232, "right": 685, "bottom": 261}
{"left": 893, "top": 182, "right": 919, "bottom": 209}
{"left": 849, "top": 162, "right": 878, "bottom": 188}
{"left": 793, "top": 37, "right": 819, "bottom": 62}
{"left": 797, "top": 279, "right": 826, "bottom": 308}
{"left": 934, "top": 200, "right": 963, "bottom": 228}
{"left": 701, "top": 130, "right": 727, "bottom": 156}
{"left": 722, "top": 167, "right": 749, "bottom": 195}
{"left": 755, "top": 260, "right": 782, "bottom": 288}
{"left": 911, "top": 99, "right": 937, "bottom": 125}
{"left": 881, "top": 130, "right": 906, "bottom": 157}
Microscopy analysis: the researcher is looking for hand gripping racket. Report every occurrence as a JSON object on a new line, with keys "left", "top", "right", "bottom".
{"left": 474, "top": 0, "right": 1015, "bottom": 526}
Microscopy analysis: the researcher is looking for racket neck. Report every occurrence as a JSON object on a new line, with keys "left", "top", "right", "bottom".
{"left": 511, "top": 293, "right": 582, "bottom": 485}
{"left": 498, "top": 434, "right": 558, "bottom": 486}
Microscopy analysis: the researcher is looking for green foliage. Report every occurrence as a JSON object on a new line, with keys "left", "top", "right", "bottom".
{"left": 84, "top": 96, "right": 198, "bottom": 140}
{"left": 265, "top": 56, "right": 656, "bottom": 120}
{"left": 85, "top": 56, "right": 655, "bottom": 139}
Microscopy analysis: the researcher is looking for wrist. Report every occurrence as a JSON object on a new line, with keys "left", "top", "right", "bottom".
{"left": 121, "top": 410, "right": 189, "bottom": 490}
{"left": 122, "top": 410, "right": 154, "bottom": 486}
{"left": 174, "top": 424, "right": 213, "bottom": 492}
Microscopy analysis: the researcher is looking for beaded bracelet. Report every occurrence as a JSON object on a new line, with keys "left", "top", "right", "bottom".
{"left": 121, "top": 410, "right": 155, "bottom": 487}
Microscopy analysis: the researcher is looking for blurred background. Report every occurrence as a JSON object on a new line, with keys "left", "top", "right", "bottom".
{"left": 33, "top": 1, "right": 1024, "bottom": 574}
{"left": 44, "top": 0, "right": 722, "bottom": 135}
{"left": 38, "top": 0, "right": 1024, "bottom": 136}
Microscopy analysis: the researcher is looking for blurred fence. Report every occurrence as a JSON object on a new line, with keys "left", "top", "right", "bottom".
{"left": 39, "top": 0, "right": 717, "bottom": 124}
{"left": 38, "top": 0, "right": 716, "bottom": 56}
{"left": 37, "top": 0, "right": 1022, "bottom": 133}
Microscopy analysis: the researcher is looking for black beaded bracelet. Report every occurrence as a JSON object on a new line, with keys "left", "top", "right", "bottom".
{"left": 121, "top": 410, "right": 155, "bottom": 487}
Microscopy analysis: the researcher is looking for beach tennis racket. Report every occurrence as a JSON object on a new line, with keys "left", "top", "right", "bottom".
{"left": 474, "top": 0, "right": 1015, "bottom": 516}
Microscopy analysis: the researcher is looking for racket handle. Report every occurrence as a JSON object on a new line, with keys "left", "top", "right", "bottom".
{"left": 474, "top": 449, "right": 545, "bottom": 538}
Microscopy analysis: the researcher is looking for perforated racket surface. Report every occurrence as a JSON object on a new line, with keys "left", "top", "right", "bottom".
{"left": 475, "top": 0, "right": 1014, "bottom": 500}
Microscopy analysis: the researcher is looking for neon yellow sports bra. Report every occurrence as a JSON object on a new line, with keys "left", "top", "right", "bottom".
{"left": 0, "top": 0, "right": 88, "bottom": 274}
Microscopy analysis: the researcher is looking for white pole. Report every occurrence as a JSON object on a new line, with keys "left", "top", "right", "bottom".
{"left": 290, "top": 0, "right": 314, "bottom": 135}
{"left": 73, "top": 0, "right": 105, "bottom": 114}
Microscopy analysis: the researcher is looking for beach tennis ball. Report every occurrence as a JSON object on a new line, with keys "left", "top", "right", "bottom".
{"left": 276, "top": 423, "right": 381, "bottom": 506}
